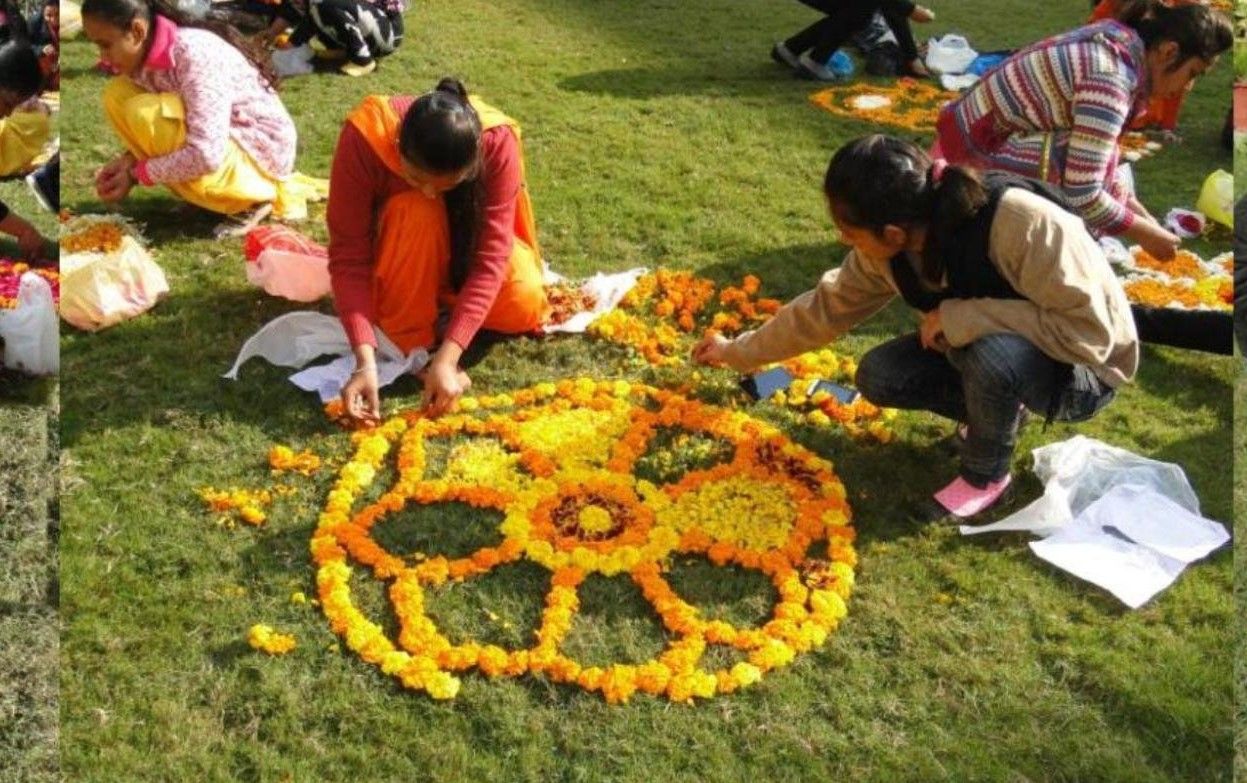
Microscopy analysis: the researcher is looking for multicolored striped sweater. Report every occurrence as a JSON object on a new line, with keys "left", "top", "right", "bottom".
{"left": 935, "top": 21, "right": 1150, "bottom": 236}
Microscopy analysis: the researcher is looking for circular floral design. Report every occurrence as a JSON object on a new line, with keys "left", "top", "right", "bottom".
{"left": 310, "top": 379, "right": 857, "bottom": 703}
{"left": 809, "top": 78, "right": 956, "bottom": 132}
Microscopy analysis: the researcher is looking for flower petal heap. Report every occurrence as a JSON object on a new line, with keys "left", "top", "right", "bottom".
{"left": 1119, "top": 247, "right": 1231, "bottom": 312}
{"left": 589, "top": 270, "right": 893, "bottom": 440}
{"left": 0, "top": 259, "right": 58, "bottom": 309}
{"left": 310, "top": 380, "right": 857, "bottom": 704}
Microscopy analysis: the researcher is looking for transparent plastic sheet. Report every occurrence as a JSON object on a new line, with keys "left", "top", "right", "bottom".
{"left": 959, "top": 435, "right": 1200, "bottom": 537}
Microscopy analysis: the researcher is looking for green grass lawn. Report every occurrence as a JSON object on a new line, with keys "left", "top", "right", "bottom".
{"left": 0, "top": 377, "right": 58, "bottom": 783}
{"left": 0, "top": 364, "right": 59, "bottom": 783}
{"left": 59, "top": 1, "right": 1235, "bottom": 780}
{"left": 0, "top": 153, "right": 62, "bottom": 782}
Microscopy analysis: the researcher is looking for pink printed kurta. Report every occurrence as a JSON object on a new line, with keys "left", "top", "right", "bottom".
{"left": 128, "top": 15, "right": 297, "bottom": 186}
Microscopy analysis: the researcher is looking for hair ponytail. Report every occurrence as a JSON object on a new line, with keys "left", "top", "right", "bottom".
{"left": 399, "top": 78, "right": 485, "bottom": 292}
{"left": 1115, "top": 0, "right": 1231, "bottom": 66}
{"left": 80, "top": 0, "right": 280, "bottom": 88}
{"left": 921, "top": 165, "right": 987, "bottom": 282}
{"left": 824, "top": 134, "right": 986, "bottom": 283}
{"left": 434, "top": 77, "right": 470, "bottom": 101}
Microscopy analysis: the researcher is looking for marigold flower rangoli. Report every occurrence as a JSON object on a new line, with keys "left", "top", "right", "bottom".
{"left": 310, "top": 379, "right": 857, "bottom": 704}
{"left": 808, "top": 79, "right": 957, "bottom": 132}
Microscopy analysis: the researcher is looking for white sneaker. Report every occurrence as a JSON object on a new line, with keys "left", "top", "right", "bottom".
{"left": 771, "top": 42, "right": 800, "bottom": 70}
{"left": 25, "top": 171, "right": 51, "bottom": 213}
{"left": 797, "top": 52, "right": 841, "bottom": 82}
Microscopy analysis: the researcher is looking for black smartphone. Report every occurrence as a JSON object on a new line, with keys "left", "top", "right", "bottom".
{"left": 740, "top": 367, "right": 795, "bottom": 400}
{"left": 806, "top": 379, "right": 860, "bottom": 405}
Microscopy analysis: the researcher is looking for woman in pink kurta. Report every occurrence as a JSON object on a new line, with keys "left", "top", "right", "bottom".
{"left": 83, "top": 0, "right": 324, "bottom": 225}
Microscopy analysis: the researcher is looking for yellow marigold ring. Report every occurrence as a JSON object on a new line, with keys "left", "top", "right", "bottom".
{"left": 310, "top": 380, "right": 857, "bottom": 703}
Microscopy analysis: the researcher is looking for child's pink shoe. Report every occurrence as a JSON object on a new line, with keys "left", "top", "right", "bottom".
{"left": 932, "top": 474, "right": 1013, "bottom": 518}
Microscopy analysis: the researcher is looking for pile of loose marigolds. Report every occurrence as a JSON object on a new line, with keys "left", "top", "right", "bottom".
{"left": 224, "top": 380, "right": 858, "bottom": 704}
{"left": 1118, "top": 246, "right": 1232, "bottom": 312}
{"left": 588, "top": 269, "right": 896, "bottom": 441}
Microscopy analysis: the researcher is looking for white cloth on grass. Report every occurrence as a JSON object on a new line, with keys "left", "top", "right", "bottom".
{"left": 223, "top": 311, "right": 427, "bottom": 402}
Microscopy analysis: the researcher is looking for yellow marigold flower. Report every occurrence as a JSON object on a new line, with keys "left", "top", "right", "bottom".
{"left": 729, "top": 662, "right": 762, "bottom": 688}
{"left": 247, "top": 624, "right": 296, "bottom": 655}
{"left": 478, "top": 645, "right": 509, "bottom": 677}
{"left": 425, "top": 671, "right": 462, "bottom": 699}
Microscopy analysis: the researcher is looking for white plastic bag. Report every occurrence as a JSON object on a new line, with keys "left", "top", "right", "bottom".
{"left": 540, "top": 264, "right": 647, "bottom": 334}
{"left": 60, "top": 0, "right": 83, "bottom": 39}
{"left": 925, "top": 34, "right": 978, "bottom": 76}
{"left": 245, "top": 248, "right": 331, "bottom": 302}
{"left": 960, "top": 435, "right": 1200, "bottom": 536}
{"left": 0, "top": 273, "right": 59, "bottom": 374}
{"left": 272, "top": 45, "right": 315, "bottom": 78}
{"left": 59, "top": 237, "right": 170, "bottom": 331}
{"left": 1029, "top": 484, "right": 1228, "bottom": 608}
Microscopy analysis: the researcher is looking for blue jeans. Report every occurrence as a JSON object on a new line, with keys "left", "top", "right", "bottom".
{"left": 854, "top": 333, "right": 1115, "bottom": 484}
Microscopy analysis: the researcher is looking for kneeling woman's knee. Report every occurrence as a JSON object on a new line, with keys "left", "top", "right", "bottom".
{"left": 485, "top": 275, "right": 547, "bottom": 334}
{"left": 854, "top": 347, "right": 895, "bottom": 404}
{"left": 951, "top": 334, "right": 1025, "bottom": 390}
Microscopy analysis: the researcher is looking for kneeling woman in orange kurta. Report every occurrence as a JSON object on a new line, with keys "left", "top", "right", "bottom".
{"left": 331, "top": 78, "right": 550, "bottom": 422}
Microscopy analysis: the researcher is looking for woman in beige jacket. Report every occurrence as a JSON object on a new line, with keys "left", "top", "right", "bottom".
{"left": 694, "top": 135, "right": 1138, "bottom": 520}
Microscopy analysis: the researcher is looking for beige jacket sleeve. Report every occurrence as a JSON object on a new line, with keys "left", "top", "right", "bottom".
{"left": 720, "top": 250, "right": 896, "bottom": 371}
{"left": 937, "top": 189, "right": 1139, "bottom": 387}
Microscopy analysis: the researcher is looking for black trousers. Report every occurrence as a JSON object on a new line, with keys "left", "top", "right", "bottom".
{"left": 784, "top": 0, "right": 919, "bottom": 64}
{"left": 1131, "top": 306, "right": 1233, "bottom": 356}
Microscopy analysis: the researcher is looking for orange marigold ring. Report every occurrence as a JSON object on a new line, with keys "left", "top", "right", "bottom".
{"left": 310, "top": 379, "right": 857, "bottom": 703}
{"left": 808, "top": 79, "right": 957, "bottom": 132}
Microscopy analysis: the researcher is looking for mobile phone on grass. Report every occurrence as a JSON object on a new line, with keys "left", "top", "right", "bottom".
{"left": 740, "top": 367, "right": 795, "bottom": 400}
{"left": 806, "top": 379, "right": 860, "bottom": 405}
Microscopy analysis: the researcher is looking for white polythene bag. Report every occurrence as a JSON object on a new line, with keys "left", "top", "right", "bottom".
{"left": 272, "top": 44, "right": 315, "bottom": 78}
{"left": 0, "top": 272, "right": 59, "bottom": 375}
{"left": 925, "top": 34, "right": 978, "bottom": 76}
{"left": 960, "top": 435, "right": 1200, "bottom": 536}
{"left": 59, "top": 237, "right": 170, "bottom": 331}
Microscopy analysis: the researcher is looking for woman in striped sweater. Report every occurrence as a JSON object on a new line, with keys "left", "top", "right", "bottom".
{"left": 933, "top": 0, "right": 1230, "bottom": 261}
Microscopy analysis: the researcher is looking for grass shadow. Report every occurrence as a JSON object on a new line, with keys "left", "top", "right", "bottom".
{"left": 61, "top": 283, "right": 338, "bottom": 447}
